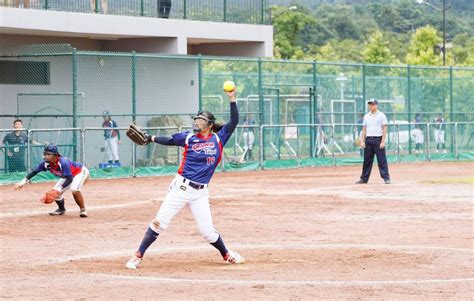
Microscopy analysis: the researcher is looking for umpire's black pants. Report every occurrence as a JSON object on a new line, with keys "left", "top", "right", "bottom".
{"left": 360, "top": 136, "right": 390, "bottom": 182}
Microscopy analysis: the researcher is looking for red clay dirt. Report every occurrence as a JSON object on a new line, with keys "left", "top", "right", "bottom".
{"left": 0, "top": 162, "right": 472, "bottom": 300}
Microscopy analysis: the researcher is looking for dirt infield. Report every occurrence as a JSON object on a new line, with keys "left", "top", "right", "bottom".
{"left": 0, "top": 162, "right": 472, "bottom": 300}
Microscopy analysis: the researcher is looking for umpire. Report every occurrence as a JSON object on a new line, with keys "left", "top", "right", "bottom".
{"left": 356, "top": 99, "right": 391, "bottom": 184}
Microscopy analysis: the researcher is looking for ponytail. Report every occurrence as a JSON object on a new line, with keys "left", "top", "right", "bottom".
{"left": 211, "top": 122, "right": 224, "bottom": 132}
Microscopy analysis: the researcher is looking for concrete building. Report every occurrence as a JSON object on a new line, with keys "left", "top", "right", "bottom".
{"left": 0, "top": 4, "right": 273, "bottom": 56}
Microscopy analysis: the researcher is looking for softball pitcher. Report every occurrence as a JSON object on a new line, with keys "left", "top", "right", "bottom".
{"left": 126, "top": 89, "right": 243, "bottom": 269}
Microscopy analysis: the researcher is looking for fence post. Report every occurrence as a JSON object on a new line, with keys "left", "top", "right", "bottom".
{"left": 223, "top": 0, "right": 227, "bottom": 22}
{"left": 44, "top": 0, "right": 49, "bottom": 10}
{"left": 259, "top": 125, "right": 264, "bottom": 169}
{"left": 140, "top": 0, "right": 144, "bottom": 16}
{"left": 427, "top": 123, "right": 431, "bottom": 161}
{"left": 72, "top": 48, "right": 78, "bottom": 162}
{"left": 81, "top": 129, "right": 85, "bottom": 164}
{"left": 449, "top": 66, "right": 454, "bottom": 154}
{"left": 407, "top": 64, "right": 412, "bottom": 155}
{"left": 132, "top": 143, "right": 137, "bottom": 177}
{"left": 362, "top": 63, "right": 366, "bottom": 108}
{"left": 332, "top": 124, "right": 336, "bottom": 166}
{"left": 178, "top": 126, "right": 183, "bottom": 165}
{"left": 132, "top": 51, "right": 137, "bottom": 123}
{"left": 198, "top": 54, "right": 203, "bottom": 111}
{"left": 94, "top": 0, "right": 99, "bottom": 13}
{"left": 27, "top": 129, "right": 32, "bottom": 172}
{"left": 311, "top": 60, "right": 317, "bottom": 157}
{"left": 260, "top": 0, "right": 265, "bottom": 24}
{"left": 183, "top": 0, "right": 187, "bottom": 19}
{"left": 454, "top": 122, "right": 458, "bottom": 160}
{"left": 258, "top": 58, "right": 264, "bottom": 126}
{"left": 397, "top": 124, "right": 401, "bottom": 163}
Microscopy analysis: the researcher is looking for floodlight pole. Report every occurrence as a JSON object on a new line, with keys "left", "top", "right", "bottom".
{"left": 417, "top": 0, "right": 451, "bottom": 66}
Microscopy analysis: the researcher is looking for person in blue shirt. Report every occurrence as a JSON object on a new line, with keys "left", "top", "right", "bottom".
{"left": 126, "top": 89, "right": 244, "bottom": 269}
{"left": 15, "top": 144, "right": 90, "bottom": 217}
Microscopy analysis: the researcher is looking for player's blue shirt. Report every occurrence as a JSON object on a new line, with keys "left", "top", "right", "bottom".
{"left": 31, "top": 157, "right": 83, "bottom": 179}
{"left": 171, "top": 103, "right": 238, "bottom": 184}
{"left": 102, "top": 120, "right": 120, "bottom": 140}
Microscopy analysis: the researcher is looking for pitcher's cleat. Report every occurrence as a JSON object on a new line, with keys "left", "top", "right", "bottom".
{"left": 126, "top": 252, "right": 142, "bottom": 269}
{"left": 224, "top": 249, "right": 245, "bottom": 264}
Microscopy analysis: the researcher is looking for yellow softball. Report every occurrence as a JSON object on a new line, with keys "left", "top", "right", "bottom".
{"left": 223, "top": 80, "right": 236, "bottom": 92}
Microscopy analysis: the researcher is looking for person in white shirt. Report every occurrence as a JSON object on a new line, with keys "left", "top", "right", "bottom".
{"left": 356, "top": 99, "right": 391, "bottom": 184}
{"left": 434, "top": 113, "right": 446, "bottom": 153}
{"left": 413, "top": 113, "right": 424, "bottom": 154}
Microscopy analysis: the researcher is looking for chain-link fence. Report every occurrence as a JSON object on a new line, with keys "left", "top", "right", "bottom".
{"left": 2, "top": 47, "right": 473, "bottom": 130}
{"left": 1, "top": 46, "right": 473, "bottom": 182}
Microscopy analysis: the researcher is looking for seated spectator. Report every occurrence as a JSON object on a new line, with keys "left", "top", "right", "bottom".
{"left": 158, "top": 0, "right": 171, "bottom": 18}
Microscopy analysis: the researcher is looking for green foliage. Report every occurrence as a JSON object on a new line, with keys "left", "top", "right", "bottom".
{"left": 406, "top": 26, "right": 443, "bottom": 65}
{"left": 270, "top": 0, "right": 474, "bottom": 66}
{"left": 272, "top": 6, "right": 317, "bottom": 59}
{"left": 452, "top": 33, "right": 474, "bottom": 65}
{"left": 362, "top": 31, "right": 397, "bottom": 64}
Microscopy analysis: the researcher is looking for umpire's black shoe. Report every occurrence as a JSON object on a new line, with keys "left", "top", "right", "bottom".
{"left": 49, "top": 209, "right": 66, "bottom": 216}
{"left": 385, "top": 179, "right": 391, "bottom": 184}
{"left": 355, "top": 179, "right": 368, "bottom": 184}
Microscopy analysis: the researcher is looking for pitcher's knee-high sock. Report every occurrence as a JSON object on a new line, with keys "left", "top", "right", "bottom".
{"left": 210, "top": 235, "right": 228, "bottom": 257}
{"left": 137, "top": 227, "right": 159, "bottom": 257}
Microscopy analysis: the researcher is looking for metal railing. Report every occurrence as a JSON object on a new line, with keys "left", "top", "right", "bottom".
{"left": 259, "top": 122, "right": 472, "bottom": 168}
{"left": 1, "top": 0, "right": 270, "bottom": 24}
{"left": 0, "top": 122, "right": 472, "bottom": 180}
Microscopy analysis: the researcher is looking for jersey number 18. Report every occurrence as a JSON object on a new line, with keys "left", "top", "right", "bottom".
{"left": 206, "top": 157, "right": 215, "bottom": 166}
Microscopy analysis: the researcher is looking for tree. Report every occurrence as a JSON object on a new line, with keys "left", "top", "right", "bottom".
{"left": 406, "top": 25, "right": 442, "bottom": 66}
{"left": 272, "top": 6, "right": 317, "bottom": 59}
{"left": 362, "top": 31, "right": 397, "bottom": 64}
{"left": 452, "top": 33, "right": 474, "bottom": 66}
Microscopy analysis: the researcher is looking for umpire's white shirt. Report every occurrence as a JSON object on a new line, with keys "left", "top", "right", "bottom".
{"left": 363, "top": 110, "right": 388, "bottom": 137}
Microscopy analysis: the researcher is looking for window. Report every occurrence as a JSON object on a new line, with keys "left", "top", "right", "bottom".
{"left": 0, "top": 61, "right": 50, "bottom": 85}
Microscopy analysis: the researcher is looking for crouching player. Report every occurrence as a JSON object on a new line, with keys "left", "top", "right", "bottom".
{"left": 15, "top": 144, "right": 89, "bottom": 217}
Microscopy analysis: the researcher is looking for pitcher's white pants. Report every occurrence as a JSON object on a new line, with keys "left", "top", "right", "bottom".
{"left": 105, "top": 137, "right": 120, "bottom": 161}
{"left": 151, "top": 174, "right": 219, "bottom": 243}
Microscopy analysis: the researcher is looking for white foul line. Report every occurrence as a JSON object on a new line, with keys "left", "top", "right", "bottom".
{"left": 0, "top": 184, "right": 365, "bottom": 219}
{"left": 1, "top": 181, "right": 472, "bottom": 219}
{"left": 48, "top": 242, "right": 474, "bottom": 265}
{"left": 91, "top": 273, "right": 474, "bottom": 287}
{"left": 52, "top": 242, "right": 474, "bottom": 287}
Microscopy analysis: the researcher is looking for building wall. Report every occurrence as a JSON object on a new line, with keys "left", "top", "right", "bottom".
{"left": 0, "top": 7, "right": 273, "bottom": 57}
{"left": 0, "top": 55, "right": 198, "bottom": 168}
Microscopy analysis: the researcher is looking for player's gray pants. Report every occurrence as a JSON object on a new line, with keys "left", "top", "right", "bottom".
{"left": 242, "top": 131, "right": 255, "bottom": 150}
{"left": 152, "top": 174, "right": 219, "bottom": 243}
{"left": 434, "top": 129, "right": 445, "bottom": 144}
{"left": 105, "top": 137, "right": 120, "bottom": 162}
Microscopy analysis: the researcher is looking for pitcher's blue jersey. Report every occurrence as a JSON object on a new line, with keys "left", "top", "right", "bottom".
{"left": 173, "top": 126, "right": 233, "bottom": 184}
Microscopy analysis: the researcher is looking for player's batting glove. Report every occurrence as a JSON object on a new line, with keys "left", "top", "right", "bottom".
{"left": 14, "top": 178, "right": 28, "bottom": 190}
